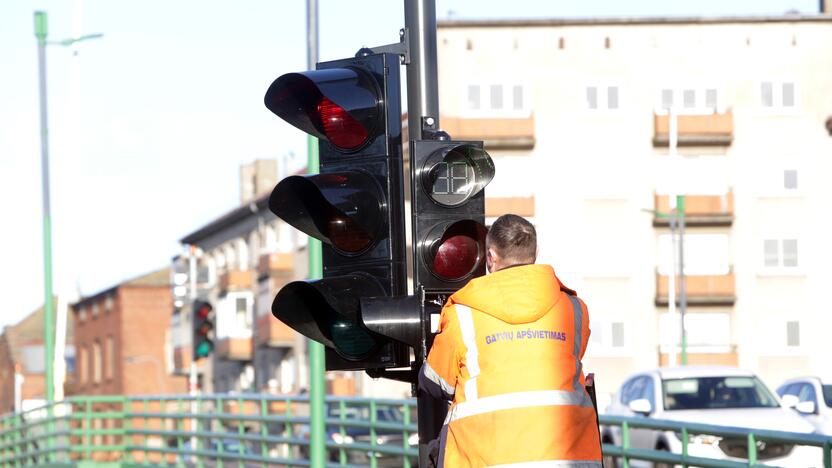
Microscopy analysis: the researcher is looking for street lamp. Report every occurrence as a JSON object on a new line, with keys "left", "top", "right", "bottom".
{"left": 33, "top": 10, "right": 103, "bottom": 407}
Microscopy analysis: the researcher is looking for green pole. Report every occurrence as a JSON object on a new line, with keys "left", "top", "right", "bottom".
{"left": 307, "top": 134, "right": 326, "bottom": 467}
{"left": 34, "top": 12, "right": 56, "bottom": 462}
{"left": 677, "top": 195, "right": 688, "bottom": 366}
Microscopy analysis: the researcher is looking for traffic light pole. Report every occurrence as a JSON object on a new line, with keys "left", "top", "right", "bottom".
{"left": 403, "top": 2, "right": 450, "bottom": 466}
{"left": 305, "top": 1, "right": 327, "bottom": 467}
{"left": 404, "top": 0, "right": 441, "bottom": 140}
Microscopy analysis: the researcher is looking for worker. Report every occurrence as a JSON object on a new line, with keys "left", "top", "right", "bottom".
{"left": 419, "top": 214, "right": 602, "bottom": 467}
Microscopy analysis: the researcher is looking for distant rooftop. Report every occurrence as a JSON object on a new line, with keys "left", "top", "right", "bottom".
{"left": 438, "top": 14, "right": 832, "bottom": 28}
{"left": 73, "top": 266, "right": 171, "bottom": 309}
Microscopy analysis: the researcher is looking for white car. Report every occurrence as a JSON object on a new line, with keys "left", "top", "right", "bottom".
{"left": 777, "top": 376, "right": 832, "bottom": 436}
{"left": 602, "top": 366, "right": 820, "bottom": 467}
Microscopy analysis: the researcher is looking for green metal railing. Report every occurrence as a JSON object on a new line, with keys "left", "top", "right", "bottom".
{"left": 2, "top": 395, "right": 831, "bottom": 467}
{"left": 600, "top": 414, "right": 832, "bottom": 467}
{"left": 0, "top": 394, "right": 417, "bottom": 467}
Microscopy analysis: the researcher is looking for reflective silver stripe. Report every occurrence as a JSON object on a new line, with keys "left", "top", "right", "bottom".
{"left": 488, "top": 461, "right": 602, "bottom": 468}
{"left": 567, "top": 295, "right": 594, "bottom": 408}
{"left": 422, "top": 361, "right": 455, "bottom": 396}
{"left": 455, "top": 304, "right": 480, "bottom": 402}
{"left": 445, "top": 389, "right": 589, "bottom": 424}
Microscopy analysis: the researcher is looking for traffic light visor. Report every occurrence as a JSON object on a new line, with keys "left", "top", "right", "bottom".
{"left": 264, "top": 68, "right": 381, "bottom": 151}
{"left": 269, "top": 172, "right": 384, "bottom": 254}
{"left": 424, "top": 220, "right": 488, "bottom": 281}
{"left": 421, "top": 144, "right": 495, "bottom": 207}
{"left": 272, "top": 275, "right": 386, "bottom": 361}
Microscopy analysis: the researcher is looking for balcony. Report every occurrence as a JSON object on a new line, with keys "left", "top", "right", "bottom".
{"left": 658, "top": 345, "right": 738, "bottom": 367}
{"left": 653, "top": 111, "right": 733, "bottom": 147}
{"left": 258, "top": 252, "right": 293, "bottom": 277}
{"left": 654, "top": 192, "right": 733, "bottom": 227}
{"left": 219, "top": 270, "right": 253, "bottom": 292}
{"left": 485, "top": 196, "right": 535, "bottom": 218}
{"left": 655, "top": 269, "right": 736, "bottom": 306}
{"left": 216, "top": 337, "right": 253, "bottom": 361}
{"left": 441, "top": 115, "right": 535, "bottom": 149}
{"left": 255, "top": 314, "right": 295, "bottom": 347}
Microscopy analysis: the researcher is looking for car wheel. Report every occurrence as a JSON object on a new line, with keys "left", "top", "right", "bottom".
{"left": 653, "top": 444, "right": 672, "bottom": 468}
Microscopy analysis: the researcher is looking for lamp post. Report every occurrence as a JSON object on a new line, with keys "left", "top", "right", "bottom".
{"left": 33, "top": 11, "right": 102, "bottom": 408}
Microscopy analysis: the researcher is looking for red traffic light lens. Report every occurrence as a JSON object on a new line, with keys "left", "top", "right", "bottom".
{"left": 433, "top": 234, "right": 480, "bottom": 281}
{"left": 318, "top": 96, "right": 369, "bottom": 150}
{"left": 196, "top": 306, "right": 211, "bottom": 319}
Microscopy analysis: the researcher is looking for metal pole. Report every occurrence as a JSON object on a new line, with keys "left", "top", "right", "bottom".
{"left": 34, "top": 11, "right": 55, "bottom": 461}
{"left": 666, "top": 107, "right": 678, "bottom": 367}
{"left": 306, "top": 1, "right": 326, "bottom": 467}
{"left": 404, "top": 0, "right": 440, "bottom": 140}
{"left": 678, "top": 196, "right": 688, "bottom": 365}
{"left": 403, "top": 2, "right": 449, "bottom": 466}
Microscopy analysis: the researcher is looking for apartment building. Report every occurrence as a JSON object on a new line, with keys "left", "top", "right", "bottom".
{"left": 436, "top": 14, "right": 832, "bottom": 400}
{"left": 70, "top": 268, "right": 184, "bottom": 396}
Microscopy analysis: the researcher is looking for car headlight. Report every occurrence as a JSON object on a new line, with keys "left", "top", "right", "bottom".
{"left": 408, "top": 433, "right": 419, "bottom": 446}
{"left": 331, "top": 432, "right": 354, "bottom": 445}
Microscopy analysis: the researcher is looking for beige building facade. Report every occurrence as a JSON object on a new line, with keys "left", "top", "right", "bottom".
{"left": 436, "top": 15, "right": 832, "bottom": 403}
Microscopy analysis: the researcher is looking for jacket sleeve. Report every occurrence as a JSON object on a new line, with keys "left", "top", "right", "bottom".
{"left": 419, "top": 304, "right": 461, "bottom": 401}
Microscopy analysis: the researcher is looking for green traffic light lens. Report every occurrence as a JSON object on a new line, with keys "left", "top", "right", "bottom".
{"left": 195, "top": 341, "right": 213, "bottom": 358}
{"left": 330, "top": 320, "right": 377, "bottom": 359}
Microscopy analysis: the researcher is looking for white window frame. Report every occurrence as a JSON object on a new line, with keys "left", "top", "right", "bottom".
{"left": 461, "top": 82, "right": 531, "bottom": 118}
{"left": 758, "top": 318, "right": 806, "bottom": 355}
{"left": 757, "top": 164, "right": 803, "bottom": 199}
{"left": 586, "top": 318, "right": 631, "bottom": 356}
{"left": 655, "top": 85, "right": 724, "bottom": 115}
{"left": 216, "top": 291, "right": 254, "bottom": 339}
{"left": 757, "top": 80, "right": 799, "bottom": 113}
{"left": 759, "top": 238, "right": 802, "bottom": 274}
{"left": 584, "top": 81, "right": 622, "bottom": 114}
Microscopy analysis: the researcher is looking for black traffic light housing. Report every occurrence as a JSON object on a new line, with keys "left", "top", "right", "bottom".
{"left": 265, "top": 51, "right": 410, "bottom": 371}
{"left": 411, "top": 140, "right": 494, "bottom": 294}
{"left": 192, "top": 301, "right": 214, "bottom": 360}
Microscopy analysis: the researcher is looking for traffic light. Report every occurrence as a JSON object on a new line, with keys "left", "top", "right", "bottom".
{"left": 411, "top": 140, "right": 494, "bottom": 294}
{"left": 192, "top": 301, "right": 214, "bottom": 359}
{"left": 264, "top": 51, "right": 411, "bottom": 371}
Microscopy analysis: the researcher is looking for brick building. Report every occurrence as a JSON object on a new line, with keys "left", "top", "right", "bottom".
{"left": 0, "top": 300, "right": 74, "bottom": 414}
{"left": 71, "top": 268, "right": 185, "bottom": 396}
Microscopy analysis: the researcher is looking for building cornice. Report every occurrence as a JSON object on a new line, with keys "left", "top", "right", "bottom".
{"left": 437, "top": 15, "right": 832, "bottom": 29}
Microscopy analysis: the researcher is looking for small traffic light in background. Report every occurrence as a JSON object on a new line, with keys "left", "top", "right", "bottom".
{"left": 411, "top": 140, "right": 494, "bottom": 294}
{"left": 192, "top": 301, "right": 214, "bottom": 359}
{"left": 265, "top": 51, "right": 411, "bottom": 372}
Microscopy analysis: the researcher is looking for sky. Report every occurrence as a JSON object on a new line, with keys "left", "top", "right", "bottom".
{"left": 0, "top": 0, "right": 821, "bottom": 329}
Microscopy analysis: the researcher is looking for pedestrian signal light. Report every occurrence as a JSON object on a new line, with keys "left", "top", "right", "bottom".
{"left": 412, "top": 140, "right": 494, "bottom": 293}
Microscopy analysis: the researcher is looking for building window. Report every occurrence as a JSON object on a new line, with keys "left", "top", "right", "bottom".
{"left": 105, "top": 336, "right": 115, "bottom": 380}
{"left": 586, "top": 85, "right": 620, "bottom": 110}
{"left": 93, "top": 341, "right": 102, "bottom": 384}
{"left": 658, "top": 87, "right": 721, "bottom": 113}
{"left": 92, "top": 302, "right": 99, "bottom": 318}
{"left": 760, "top": 81, "right": 797, "bottom": 109}
{"left": 611, "top": 322, "right": 625, "bottom": 347}
{"left": 78, "top": 306, "right": 87, "bottom": 323}
{"left": 79, "top": 347, "right": 88, "bottom": 383}
{"left": 783, "top": 169, "right": 798, "bottom": 190}
{"left": 105, "top": 296, "right": 113, "bottom": 313}
{"left": 467, "top": 85, "right": 480, "bottom": 110}
{"left": 763, "top": 239, "right": 799, "bottom": 268}
{"left": 464, "top": 83, "right": 528, "bottom": 115}
{"left": 236, "top": 297, "right": 251, "bottom": 329}
{"left": 786, "top": 321, "right": 800, "bottom": 347}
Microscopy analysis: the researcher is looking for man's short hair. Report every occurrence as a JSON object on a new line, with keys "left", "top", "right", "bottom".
{"left": 486, "top": 214, "right": 536, "bottom": 264}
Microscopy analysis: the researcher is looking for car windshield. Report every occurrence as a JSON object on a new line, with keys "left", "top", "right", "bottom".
{"left": 327, "top": 405, "right": 404, "bottom": 422}
{"left": 662, "top": 376, "right": 780, "bottom": 410}
{"left": 823, "top": 385, "right": 832, "bottom": 408}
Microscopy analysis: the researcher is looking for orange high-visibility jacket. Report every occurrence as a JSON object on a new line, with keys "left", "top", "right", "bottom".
{"left": 420, "top": 264, "right": 602, "bottom": 467}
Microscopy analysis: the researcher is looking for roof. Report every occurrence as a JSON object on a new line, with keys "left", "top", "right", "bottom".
{"left": 656, "top": 365, "right": 756, "bottom": 380}
{"left": 73, "top": 266, "right": 171, "bottom": 309}
{"left": 180, "top": 192, "right": 271, "bottom": 245}
{"left": 437, "top": 14, "right": 832, "bottom": 29}
{"left": 1, "top": 297, "right": 74, "bottom": 374}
